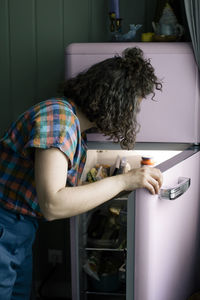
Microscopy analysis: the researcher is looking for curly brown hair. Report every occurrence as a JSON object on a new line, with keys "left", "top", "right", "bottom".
{"left": 63, "top": 47, "right": 162, "bottom": 149}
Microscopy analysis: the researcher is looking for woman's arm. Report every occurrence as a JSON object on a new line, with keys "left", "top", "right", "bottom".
{"left": 34, "top": 148, "right": 163, "bottom": 221}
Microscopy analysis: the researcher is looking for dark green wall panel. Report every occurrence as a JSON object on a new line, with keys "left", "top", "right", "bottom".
{"left": 64, "top": 0, "right": 90, "bottom": 44}
{"left": 36, "top": 0, "right": 64, "bottom": 100}
{"left": 89, "top": 0, "right": 109, "bottom": 42}
{"left": 0, "top": 0, "right": 12, "bottom": 132}
{"left": 9, "top": 0, "right": 37, "bottom": 119}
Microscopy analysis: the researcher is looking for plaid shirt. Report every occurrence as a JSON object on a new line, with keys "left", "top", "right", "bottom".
{"left": 0, "top": 98, "right": 87, "bottom": 218}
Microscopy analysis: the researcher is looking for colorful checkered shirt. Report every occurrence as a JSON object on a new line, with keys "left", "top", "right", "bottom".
{"left": 0, "top": 98, "right": 87, "bottom": 218}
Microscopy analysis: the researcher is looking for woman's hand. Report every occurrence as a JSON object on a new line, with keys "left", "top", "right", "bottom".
{"left": 121, "top": 166, "right": 163, "bottom": 195}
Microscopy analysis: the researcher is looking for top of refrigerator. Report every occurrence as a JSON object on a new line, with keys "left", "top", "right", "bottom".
{"left": 65, "top": 42, "right": 200, "bottom": 144}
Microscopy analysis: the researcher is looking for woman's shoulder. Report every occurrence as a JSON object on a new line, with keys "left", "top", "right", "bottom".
{"left": 31, "top": 97, "right": 73, "bottom": 112}
{"left": 21, "top": 97, "right": 77, "bottom": 121}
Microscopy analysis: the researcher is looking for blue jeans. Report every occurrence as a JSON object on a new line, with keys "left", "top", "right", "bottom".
{"left": 0, "top": 205, "right": 38, "bottom": 300}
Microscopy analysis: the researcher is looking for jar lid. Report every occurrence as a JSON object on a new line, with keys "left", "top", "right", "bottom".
{"left": 141, "top": 156, "right": 155, "bottom": 166}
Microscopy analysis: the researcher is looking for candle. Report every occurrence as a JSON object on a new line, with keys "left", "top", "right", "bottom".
{"left": 109, "top": 0, "right": 120, "bottom": 18}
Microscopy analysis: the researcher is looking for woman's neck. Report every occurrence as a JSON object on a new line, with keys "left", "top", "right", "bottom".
{"left": 74, "top": 104, "right": 95, "bottom": 133}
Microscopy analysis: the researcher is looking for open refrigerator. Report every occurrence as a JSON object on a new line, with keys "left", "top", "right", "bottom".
{"left": 65, "top": 42, "right": 200, "bottom": 300}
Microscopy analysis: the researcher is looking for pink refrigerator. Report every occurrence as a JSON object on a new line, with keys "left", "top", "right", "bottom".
{"left": 65, "top": 42, "right": 200, "bottom": 300}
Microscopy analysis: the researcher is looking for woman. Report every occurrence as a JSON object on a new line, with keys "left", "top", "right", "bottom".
{"left": 0, "top": 47, "right": 162, "bottom": 299}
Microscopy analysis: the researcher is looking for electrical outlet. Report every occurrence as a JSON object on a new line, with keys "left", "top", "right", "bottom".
{"left": 48, "top": 249, "right": 63, "bottom": 264}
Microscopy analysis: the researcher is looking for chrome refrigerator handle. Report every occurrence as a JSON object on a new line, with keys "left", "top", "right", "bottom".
{"left": 160, "top": 177, "right": 191, "bottom": 200}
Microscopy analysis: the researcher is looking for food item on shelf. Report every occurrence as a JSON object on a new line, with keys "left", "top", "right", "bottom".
{"left": 141, "top": 156, "right": 155, "bottom": 166}
{"left": 86, "top": 164, "right": 110, "bottom": 182}
{"left": 112, "top": 156, "right": 131, "bottom": 175}
{"left": 87, "top": 209, "right": 108, "bottom": 239}
{"left": 86, "top": 155, "right": 131, "bottom": 183}
{"left": 87, "top": 207, "right": 120, "bottom": 244}
{"left": 87, "top": 167, "right": 98, "bottom": 182}
{"left": 109, "top": 206, "right": 121, "bottom": 216}
{"left": 83, "top": 251, "right": 124, "bottom": 292}
{"left": 87, "top": 203, "right": 127, "bottom": 250}
{"left": 83, "top": 254, "right": 100, "bottom": 281}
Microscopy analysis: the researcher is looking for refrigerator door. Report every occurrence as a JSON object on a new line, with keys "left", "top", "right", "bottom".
{"left": 65, "top": 42, "right": 200, "bottom": 143}
{"left": 127, "top": 151, "right": 200, "bottom": 300}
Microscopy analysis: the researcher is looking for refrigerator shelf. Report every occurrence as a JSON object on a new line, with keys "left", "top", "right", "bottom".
{"left": 111, "top": 196, "right": 128, "bottom": 201}
{"left": 84, "top": 291, "right": 126, "bottom": 296}
{"left": 84, "top": 247, "right": 126, "bottom": 252}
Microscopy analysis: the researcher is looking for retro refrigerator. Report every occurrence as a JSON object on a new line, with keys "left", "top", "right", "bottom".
{"left": 65, "top": 42, "right": 200, "bottom": 300}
